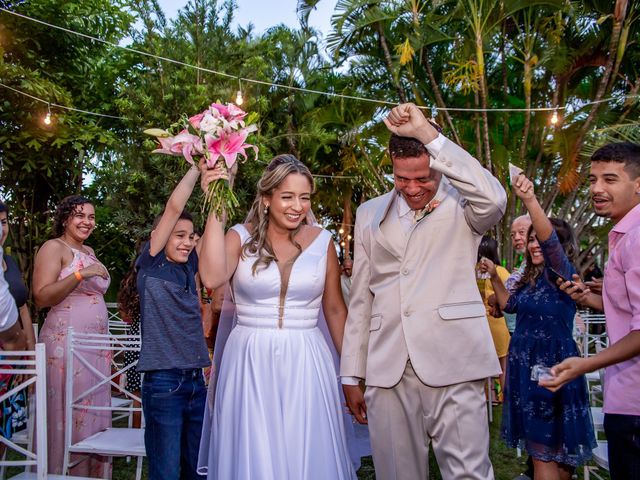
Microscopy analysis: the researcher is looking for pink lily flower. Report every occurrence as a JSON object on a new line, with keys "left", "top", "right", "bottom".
{"left": 188, "top": 113, "right": 205, "bottom": 129}
{"left": 153, "top": 129, "right": 202, "bottom": 165}
{"left": 210, "top": 103, "right": 230, "bottom": 118}
{"left": 205, "top": 130, "right": 256, "bottom": 169}
{"left": 227, "top": 103, "right": 247, "bottom": 120}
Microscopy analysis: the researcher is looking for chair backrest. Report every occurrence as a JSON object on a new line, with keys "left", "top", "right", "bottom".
{"left": 580, "top": 312, "right": 609, "bottom": 358}
{"left": 64, "top": 327, "right": 143, "bottom": 450}
{"left": 105, "top": 302, "right": 120, "bottom": 322}
{"left": 0, "top": 344, "right": 47, "bottom": 479}
{"left": 105, "top": 302, "right": 130, "bottom": 335}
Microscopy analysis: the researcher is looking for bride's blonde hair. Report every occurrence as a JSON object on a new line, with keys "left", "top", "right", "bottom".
{"left": 243, "top": 154, "right": 315, "bottom": 274}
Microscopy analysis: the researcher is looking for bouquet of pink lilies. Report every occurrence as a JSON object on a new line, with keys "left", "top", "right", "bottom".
{"left": 145, "top": 102, "right": 258, "bottom": 217}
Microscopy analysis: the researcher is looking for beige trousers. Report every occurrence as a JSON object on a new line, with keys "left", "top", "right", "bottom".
{"left": 365, "top": 361, "right": 494, "bottom": 480}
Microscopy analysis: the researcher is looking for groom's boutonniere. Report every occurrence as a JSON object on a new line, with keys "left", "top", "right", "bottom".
{"left": 413, "top": 199, "right": 441, "bottom": 223}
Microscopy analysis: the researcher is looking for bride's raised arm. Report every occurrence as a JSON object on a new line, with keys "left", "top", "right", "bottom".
{"left": 199, "top": 165, "right": 242, "bottom": 290}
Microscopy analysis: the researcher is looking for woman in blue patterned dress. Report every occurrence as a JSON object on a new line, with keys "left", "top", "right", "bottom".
{"left": 479, "top": 174, "right": 595, "bottom": 479}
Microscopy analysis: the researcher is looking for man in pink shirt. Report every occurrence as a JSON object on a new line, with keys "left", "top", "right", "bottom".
{"left": 542, "top": 142, "right": 640, "bottom": 479}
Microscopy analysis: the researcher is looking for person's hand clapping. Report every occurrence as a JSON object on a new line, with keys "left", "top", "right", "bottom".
{"left": 383, "top": 103, "right": 439, "bottom": 145}
{"left": 512, "top": 174, "right": 535, "bottom": 202}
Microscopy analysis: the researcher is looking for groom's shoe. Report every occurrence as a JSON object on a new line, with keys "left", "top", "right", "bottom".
{"left": 512, "top": 475, "right": 531, "bottom": 480}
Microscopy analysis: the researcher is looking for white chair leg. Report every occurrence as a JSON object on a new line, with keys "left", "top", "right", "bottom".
{"left": 486, "top": 377, "right": 493, "bottom": 422}
{"left": 136, "top": 455, "right": 143, "bottom": 480}
{"left": 127, "top": 403, "right": 133, "bottom": 463}
{"left": 0, "top": 448, "right": 7, "bottom": 479}
{"left": 105, "top": 456, "right": 112, "bottom": 478}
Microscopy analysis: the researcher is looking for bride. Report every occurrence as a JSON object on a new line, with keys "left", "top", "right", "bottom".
{"left": 196, "top": 154, "right": 357, "bottom": 479}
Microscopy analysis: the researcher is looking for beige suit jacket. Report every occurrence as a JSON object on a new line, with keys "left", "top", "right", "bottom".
{"left": 341, "top": 138, "right": 506, "bottom": 388}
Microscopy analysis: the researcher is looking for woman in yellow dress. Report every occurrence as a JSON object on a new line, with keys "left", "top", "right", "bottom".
{"left": 476, "top": 235, "right": 511, "bottom": 402}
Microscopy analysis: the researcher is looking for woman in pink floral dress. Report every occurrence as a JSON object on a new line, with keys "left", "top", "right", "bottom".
{"left": 33, "top": 195, "right": 111, "bottom": 477}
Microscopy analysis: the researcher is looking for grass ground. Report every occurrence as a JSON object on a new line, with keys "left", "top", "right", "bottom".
{"left": 5, "top": 405, "right": 608, "bottom": 479}
{"left": 109, "top": 405, "right": 603, "bottom": 479}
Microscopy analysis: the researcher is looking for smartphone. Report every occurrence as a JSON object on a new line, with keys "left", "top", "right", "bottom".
{"left": 548, "top": 267, "right": 566, "bottom": 283}
{"left": 548, "top": 268, "right": 584, "bottom": 293}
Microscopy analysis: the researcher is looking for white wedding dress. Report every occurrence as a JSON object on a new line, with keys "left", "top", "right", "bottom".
{"left": 198, "top": 224, "right": 357, "bottom": 480}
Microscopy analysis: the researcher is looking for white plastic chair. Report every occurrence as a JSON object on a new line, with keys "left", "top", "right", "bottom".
{"left": 579, "top": 313, "right": 608, "bottom": 405}
{"left": 485, "top": 377, "right": 493, "bottom": 422}
{"left": 105, "top": 303, "right": 129, "bottom": 335}
{"left": 0, "top": 324, "right": 38, "bottom": 478}
{"left": 584, "top": 440, "right": 609, "bottom": 480}
{"left": 0, "top": 344, "right": 91, "bottom": 479}
{"left": 580, "top": 312, "right": 608, "bottom": 358}
{"left": 62, "top": 328, "right": 145, "bottom": 480}
{"left": 590, "top": 406, "right": 605, "bottom": 433}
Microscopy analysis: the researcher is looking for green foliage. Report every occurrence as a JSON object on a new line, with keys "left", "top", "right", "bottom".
{"left": 2, "top": 0, "right": 639, "bottom": 295}
{"left": 0, "top": 0, "right": 133, "bottom": 295}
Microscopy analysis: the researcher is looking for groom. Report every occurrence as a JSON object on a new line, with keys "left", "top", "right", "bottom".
{"left": 341, "top": 103, "right": 506, "bottom": 479}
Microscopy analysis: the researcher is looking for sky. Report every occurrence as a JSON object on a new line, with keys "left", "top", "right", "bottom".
{"left": 156, "top": 0, "right": 337, "bottom": 36}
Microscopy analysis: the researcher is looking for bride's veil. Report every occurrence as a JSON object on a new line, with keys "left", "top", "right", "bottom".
{"left": 197, "top": 209, "right": 370, "bottom": 474}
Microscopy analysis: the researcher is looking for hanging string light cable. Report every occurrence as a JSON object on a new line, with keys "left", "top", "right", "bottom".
{"left": 0, "top": 81, "right": 128, "bottom": 119}
{"left": 2, "top": 7, "right": 637, "bottom": 116}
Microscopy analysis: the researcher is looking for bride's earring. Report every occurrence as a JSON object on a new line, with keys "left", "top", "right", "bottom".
{"left": 263, "top": 204, "right": 269, "bottom": 215}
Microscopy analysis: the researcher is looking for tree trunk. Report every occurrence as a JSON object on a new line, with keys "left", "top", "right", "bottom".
{"left": 341, "top": 189, "right": 353, "bottom": 260}
{"left": 475, "top": 35, "right": 493, "bottom": 172}
{"left": 518, "top": 58, "right": 532, "bottom": 163}
{"left": 377, "top": 23, "right": 407, "bottom": 103}
{"left": 421, "top": 50, "right": 462, "bottom": 145}
{"left": 559, "top": 0, "right": 627, "bottom": 191}
{"left": 473, "top": 92, "right": 483, "bottom": 162}
{"left": 606, "top": 0, "right": 630, "bottom": 92}
{"left": 500, "top": 22, "right": 510, "bottom": 146}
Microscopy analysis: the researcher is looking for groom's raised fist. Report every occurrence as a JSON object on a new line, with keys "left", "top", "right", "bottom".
{"left": 383, "top": 103, "right": 439, "bottom": 145}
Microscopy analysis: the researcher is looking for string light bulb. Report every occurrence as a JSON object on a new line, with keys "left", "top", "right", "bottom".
{"left": 338, "top": 228, "right": 344, "bottom": 235}
{"left": 340, "top": 241, "right": 346, "bottom": 247}
{"left": 550, "top": 109, "right": 559, "bottom": 125}
{"left": 43, "top": 104, "right": 52, "bottom": 125}
{"left": 235, "top": 77, "right": 244, "bottom": 105}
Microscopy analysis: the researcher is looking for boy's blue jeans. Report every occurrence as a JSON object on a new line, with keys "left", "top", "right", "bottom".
{"left": 142, "top": 368, "right": 206, "bottom": 480}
